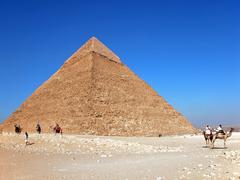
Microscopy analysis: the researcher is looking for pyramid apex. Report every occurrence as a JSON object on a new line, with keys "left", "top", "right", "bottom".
{"left": 89, "top": 36, "right": 98, "bottom": 40}
{"left": 87, "top": 36, "right": 103, "bottom": 45}
{"left": 68, "top": 37, "right": 122, "bottom": 64}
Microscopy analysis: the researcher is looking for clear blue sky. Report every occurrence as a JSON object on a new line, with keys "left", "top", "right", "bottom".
{"left": 0, "top": 0, "right": 239, "bottom": 127}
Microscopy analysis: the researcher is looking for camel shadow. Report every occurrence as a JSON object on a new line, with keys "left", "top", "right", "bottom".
{"left": 211, "top": 147, "right": 227, "bottom": 149}
{"left": 26, "top": 142, "right": 35, "bottom": 146}
{"left": 202, "top": 146, "right": 227, "bottom": 149}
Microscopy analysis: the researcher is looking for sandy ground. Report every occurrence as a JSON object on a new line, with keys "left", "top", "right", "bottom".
{"left": 0, "top": 132, "right": 240, "bottom": 180}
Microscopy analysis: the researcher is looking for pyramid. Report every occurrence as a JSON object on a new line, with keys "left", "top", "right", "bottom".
{"left": 0, "top": 37, "right": 196, "bottom": 136}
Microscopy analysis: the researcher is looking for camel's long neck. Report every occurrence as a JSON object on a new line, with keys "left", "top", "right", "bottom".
{"left": 227, "top": 130, "right": 233, "bottom": 138}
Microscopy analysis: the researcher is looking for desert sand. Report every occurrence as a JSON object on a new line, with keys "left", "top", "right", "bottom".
{"left": 0, "top": 132, "right": 240, "bottom": 180}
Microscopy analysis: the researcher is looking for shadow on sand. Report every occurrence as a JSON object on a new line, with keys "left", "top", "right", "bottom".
{"left": 202, "top": 146, "right": 227, "bottom": 149}
{"left": 211, "top": 147, "right": 227, "bottom": 149}
{"left": 26, "top": 142, "right": 35, "bottom": 146}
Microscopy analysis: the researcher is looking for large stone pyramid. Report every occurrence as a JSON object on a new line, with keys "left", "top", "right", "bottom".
{"left": 0, "top": 37, "right": 195, "bottom": 136}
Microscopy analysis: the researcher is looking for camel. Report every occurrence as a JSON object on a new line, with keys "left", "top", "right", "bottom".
{"left": 53, "top": 124, "right": 63, "bottom": 135}
{"left": 14, "top": 124, "right": 22, "bottom": 134}
{"left": 203, "top": 131, "right": 213, "bottom": 147}
{"left": 211, "top": 128, "right": 234, "bottom": 149}
{"left": 36, "top": 123, "right": 41, "bottom": 134}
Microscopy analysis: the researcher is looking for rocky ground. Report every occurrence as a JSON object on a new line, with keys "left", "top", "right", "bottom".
{"left": 0, "top": 132, "right": 240, "bottom": 180}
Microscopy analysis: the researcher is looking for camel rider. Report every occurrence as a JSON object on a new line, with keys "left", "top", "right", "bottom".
{"left": 205, "top": 125, "right": 212, "bottom": 135}
{"left": 36, "top": 122, "right": 41, "bottom": 134}
{"left": 216, "top": 124, "right": 224, "bottom": 134}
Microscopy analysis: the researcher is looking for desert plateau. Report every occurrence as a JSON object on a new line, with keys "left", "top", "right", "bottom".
{"left": 0, "top": 132, "right": 240, "bottom": 180}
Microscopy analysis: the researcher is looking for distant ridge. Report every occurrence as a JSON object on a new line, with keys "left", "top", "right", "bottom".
{"left": 224, "top": 124, "right": 240, "bottom": 132}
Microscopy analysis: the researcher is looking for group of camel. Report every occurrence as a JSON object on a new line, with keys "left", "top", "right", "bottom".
{"left": 14, "top": 123, "right": 233, "bottom": 149}
{"left": 14, "top": 123, "right": 63, "bottom": 135}
{"left": 203, "top": 128, "right": 234, "bottom": 149}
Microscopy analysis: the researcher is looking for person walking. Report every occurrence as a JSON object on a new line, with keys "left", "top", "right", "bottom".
{"left": 25, "top": 132, "right": 29, "bottom": 146}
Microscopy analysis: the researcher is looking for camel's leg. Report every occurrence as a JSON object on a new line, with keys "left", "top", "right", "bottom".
{"left": 206, "top": 136, "right": 210, "bottom": 147}
{"left": 211, "top": 138, "right": 215, "bottom": 149}
{"left": 224, "top": 139, "right": 226, "bottom": 148}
